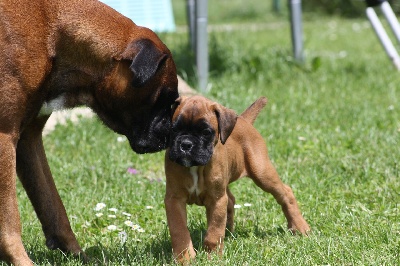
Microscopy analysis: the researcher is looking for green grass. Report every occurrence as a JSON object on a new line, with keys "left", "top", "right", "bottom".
{"left": 12, "top": 3, "right": 400, "bottom": 266}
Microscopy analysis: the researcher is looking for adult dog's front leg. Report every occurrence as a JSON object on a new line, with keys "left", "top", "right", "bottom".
{"left": 16, "top": 117, "right": 83, "bottom": 256}
{"left": 0, "top": 132, "right": 33, "bottom": 265}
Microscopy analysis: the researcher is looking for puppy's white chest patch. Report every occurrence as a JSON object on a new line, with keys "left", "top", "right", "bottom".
{"left": 39, "top": 95, "right": 66, "bottom": 116}
{"left": 188, "top": 166, "right": 201, "bottom": 195}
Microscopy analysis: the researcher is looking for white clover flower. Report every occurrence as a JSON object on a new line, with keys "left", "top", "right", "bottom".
{"left": 124, "top": 220, "right": 133, "bottom": 227}
{"left": 145, "top": 206, "right": 154, "bottom": 210}
{"left": 108, "top": 214, "right": 117, "bottom": 219}
{"left": 94, "top": 203, "right": 106, "bottom": 211}
{"left": 95, "top": 213, "right": 103, "bottom": 217}
{"left": 137, "top": 228, "right": 145, "bottom": 233}
{"left": 107, "top": 225, "right": 117, "bottom": 231}
{"left": 117, "top": 136, "right": 126, "bottom": 142}
{"left": 83, "top": 221, "right": 91, "bottom": 228}
{"left": 109, "top": 208, "right": 118, "bottom": 213}
{"left": 132, "top": 224, "right": 141, "bottom": 231}
{"left": 244, "top": 203, "right": 252, "bottom": 207}
{"left": 122, "top": 212, "right": 132, "bottom": 217}
{"left": 234, "top": 204, "right": 242, "bottom": 209}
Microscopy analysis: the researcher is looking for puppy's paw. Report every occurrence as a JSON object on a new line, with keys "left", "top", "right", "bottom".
{"left": 174, "top": 247, "right": 196, "bottom": 265}
{"left": 288, "top": 218, "right": 311, "bottom": 236}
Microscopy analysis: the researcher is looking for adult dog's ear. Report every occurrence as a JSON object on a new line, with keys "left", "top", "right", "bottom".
{"left": 116, "top": 39, "right": 168, "bottom": 87}
{"left": 213, "top": 104, "right": 238, "bottom": 144}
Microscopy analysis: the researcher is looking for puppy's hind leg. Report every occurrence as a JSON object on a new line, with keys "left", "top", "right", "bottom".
{"left": 247, "top": 149, "right": 310, "bottom": 235}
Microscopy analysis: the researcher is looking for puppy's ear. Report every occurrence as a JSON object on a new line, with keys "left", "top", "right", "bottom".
{"left": 171, "top": 96, "right": 184, "bottom": 115}
{"left": 115, "top": 39, "right": 168, "bottom": 87}
{"left": 213, "top": 104, "right": 238, "bottom": 144}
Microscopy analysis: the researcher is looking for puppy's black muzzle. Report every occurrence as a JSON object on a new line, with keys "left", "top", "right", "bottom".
{"left": 180, "top": 138, "right": 194, "bottom": 153}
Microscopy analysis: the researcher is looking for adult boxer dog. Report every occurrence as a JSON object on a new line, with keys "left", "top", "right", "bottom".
{"left": 0, "top": 0, "right": 178, "bottom": 264}
{"left": 165, "top": 96, "right": 310, "bottom": 263}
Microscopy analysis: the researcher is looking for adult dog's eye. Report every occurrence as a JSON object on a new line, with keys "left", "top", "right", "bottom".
{"left": 202, "top": 129, "right": 213, "bottom": 136}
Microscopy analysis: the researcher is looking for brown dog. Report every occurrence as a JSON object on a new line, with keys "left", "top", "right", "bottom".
{"left": 0, "top": 0, "right": 178, "bottom": 265}
{"left": 165, "top": 96, "right": 310, "bottom": 263}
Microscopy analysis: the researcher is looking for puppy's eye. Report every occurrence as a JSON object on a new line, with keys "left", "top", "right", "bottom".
{"left": 202, "top": 129, "right": 213, "bottom": 136}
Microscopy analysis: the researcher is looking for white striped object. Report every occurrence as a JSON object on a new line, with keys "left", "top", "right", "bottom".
{"left": 100, "top": 0, "right": 175, "bottom": 32}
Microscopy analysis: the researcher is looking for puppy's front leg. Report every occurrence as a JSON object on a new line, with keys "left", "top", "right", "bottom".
{"left": 204, "top": 193, "right": 228, "bottom": 254}
{"left": 164, "top": 195, "right": 195, "bottom": 263}
{"left": 226, "top": 188, "right": 235, "bottom": 232}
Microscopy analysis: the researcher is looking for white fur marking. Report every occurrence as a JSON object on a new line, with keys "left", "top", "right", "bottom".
{"left": 189, "top": 166, "right": 199, "bottom": 195}
{"left": 39, "top": 95, "right": 66, "bottom": 116}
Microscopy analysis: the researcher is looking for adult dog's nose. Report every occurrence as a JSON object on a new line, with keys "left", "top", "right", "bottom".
{"left": 180, "top": 139, "right": 193, "bottom": 152}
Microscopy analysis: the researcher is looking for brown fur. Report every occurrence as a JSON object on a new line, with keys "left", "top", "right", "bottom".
{"left": 165, "top": 96, "right": 310, "bottom": 263}
{"left": 0, "top": 0, "right": 178, "bottom": 264}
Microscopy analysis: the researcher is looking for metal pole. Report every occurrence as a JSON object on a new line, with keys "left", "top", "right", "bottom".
{"left": 380, "top": 1, "right": 400, "bottom": 45}
{"left": 186, "top": 0, "right": 196, "bottom": 52}
{"left": 195, "top": 0, "right": 208, "bottom": 92}
{"left": 289, "top": 0, "right": 304, "bottom": 62}
{"left": 366, "top": 6, "right": 400, "bottom": 70}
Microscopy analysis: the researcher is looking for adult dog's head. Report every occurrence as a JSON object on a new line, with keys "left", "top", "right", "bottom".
{"left": 95, "top": 28, "right": 179, "bottom": 154}
{"left": 168, "top": 96, "right": 238, "bottom": 167}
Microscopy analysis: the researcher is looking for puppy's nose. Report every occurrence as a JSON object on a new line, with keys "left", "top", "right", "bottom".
{"left": 180, "top": 139, "right": 193, "bottom": 152}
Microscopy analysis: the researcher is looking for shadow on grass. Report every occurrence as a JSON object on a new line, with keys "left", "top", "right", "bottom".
{"left": 28, "top": 247, "right": 88, "bottom": 265}
{"left": 230, "top": 224, "right": 287, "bottom": 240}
{"left": 83, "top": 234, "right": 175, "bottom": 265}
{"left": 26, "top": 237, "right": 174, "bottom": 265}
{"left": 27, "top": 222, "right": 288, "bottom": 265}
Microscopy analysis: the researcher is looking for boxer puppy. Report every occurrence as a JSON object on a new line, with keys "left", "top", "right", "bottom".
{"left": 165, "top": 96, "right": 310, "bottom": 263}
{"left": 0, "top": 0, "right": 178, "bottom": 265}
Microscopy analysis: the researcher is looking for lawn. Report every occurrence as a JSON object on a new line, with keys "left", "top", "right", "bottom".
{"left": 13, "top": 1, "right": 400, "bottom": 265}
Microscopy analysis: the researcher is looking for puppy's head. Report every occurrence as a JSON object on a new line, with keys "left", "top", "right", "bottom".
{"left": 168, "top": 96, "right": 237, "bottom": 167}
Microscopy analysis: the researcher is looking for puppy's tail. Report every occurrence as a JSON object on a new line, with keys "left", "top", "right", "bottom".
{"left": 240, "top": 97, "right": 268, "bottom": 124}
